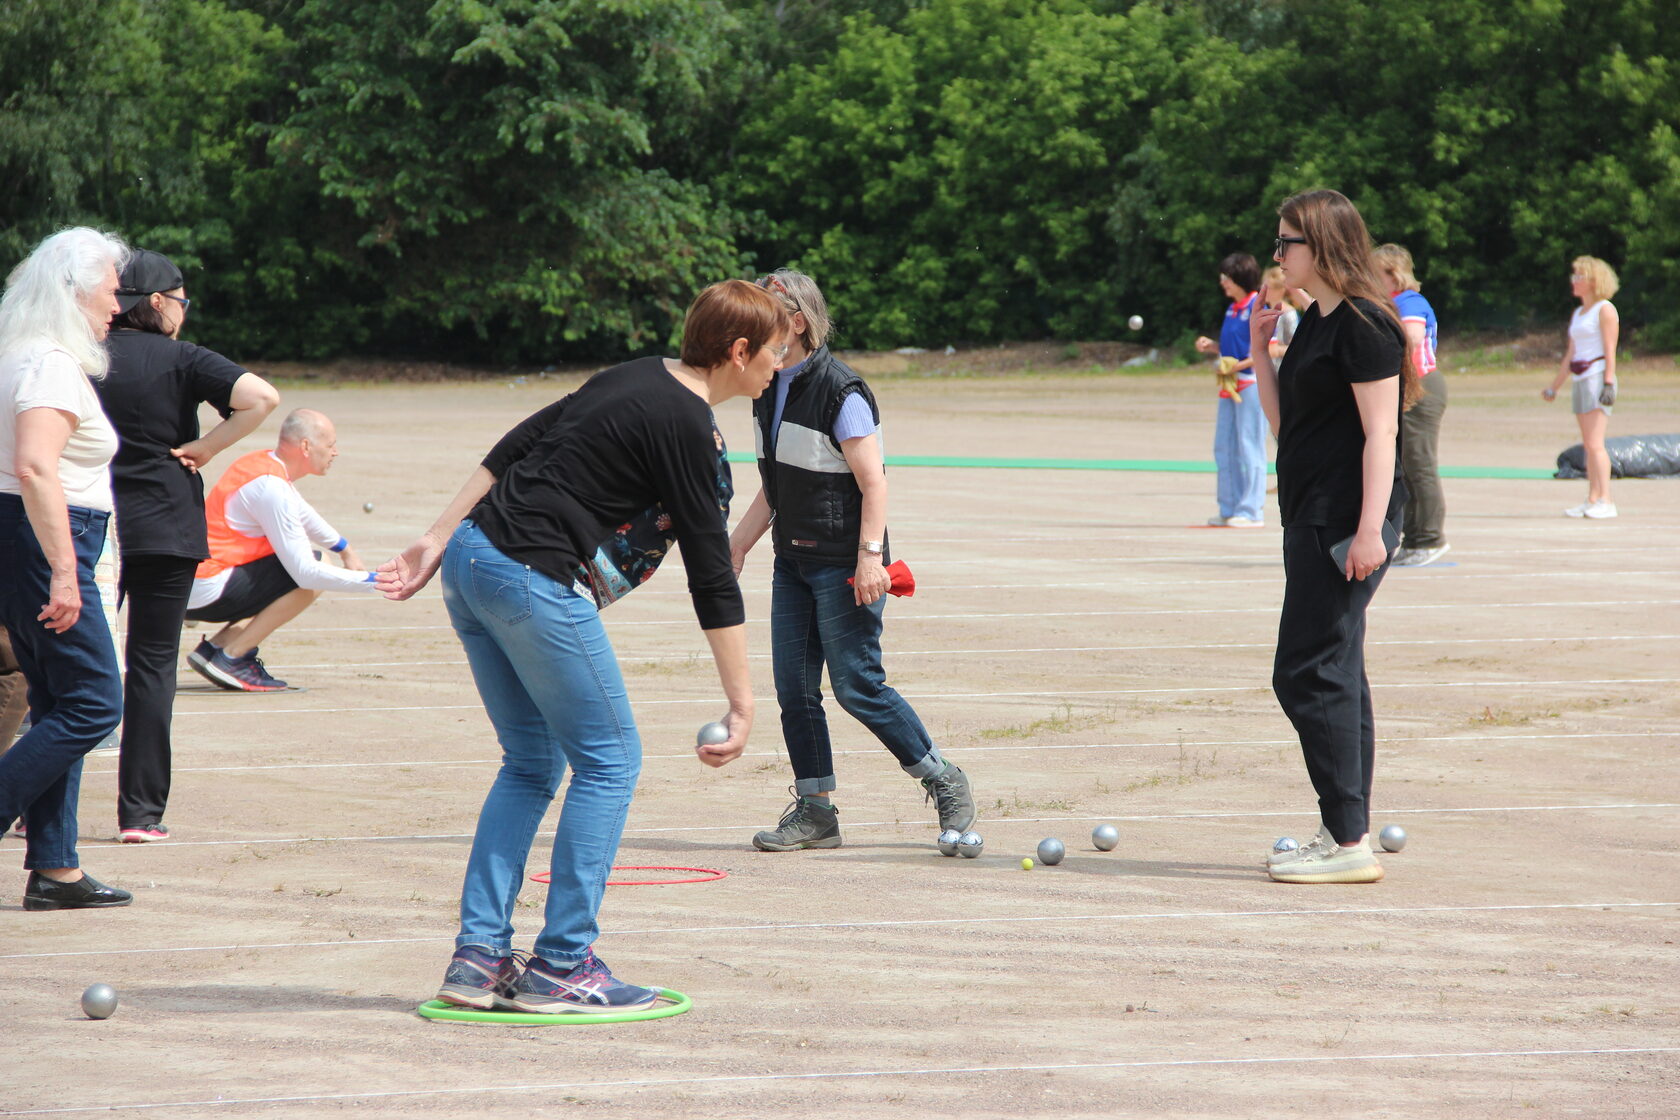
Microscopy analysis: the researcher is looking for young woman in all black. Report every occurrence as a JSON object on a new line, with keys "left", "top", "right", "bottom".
{"left": 1249, "top": 189, "right": 1418, "bottom": 884}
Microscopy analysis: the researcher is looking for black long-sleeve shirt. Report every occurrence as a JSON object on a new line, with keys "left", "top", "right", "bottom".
{"left": 471, "top": 356, "right": 743, "bottom": 630}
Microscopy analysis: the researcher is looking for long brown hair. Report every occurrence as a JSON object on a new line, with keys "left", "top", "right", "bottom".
{"left": 1279, "top": 189, "right": 1420, "bottom": 409}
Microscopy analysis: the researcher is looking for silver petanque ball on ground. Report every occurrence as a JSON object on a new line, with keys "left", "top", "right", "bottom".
{"left": 695, "top": 721, "right": 729, "bottom": 747}
{"left": 1091, "top": 824, "right": 1119, "bottom": 851}
{"left": 1378, "top": 824, "right": 1408, "bottom": 852}
{"left": 1127, "top": 314, "right": 1144, "bottom": 331}
{"left": 936, "top": 828, "right": 962, "bottom": 857}
{"left": 956, "top": 831, "right": 984, "bottom": 858}
{"left": 80, "top": 983, "right": 118, "bottom": 1020}
{"left": 1273, "top": 836, "right": 1300, "bottom": 855}
{"left": 362, "top": 502, "right": 374, "bottom": 513}
{"left": 1035, "top": 838, "right": 1066, "bottom": 866}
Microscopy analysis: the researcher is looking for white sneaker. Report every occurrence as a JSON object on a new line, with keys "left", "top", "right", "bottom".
{"left": 1207, "top": 515, "right": 1229, "bottom": 526}
{"left": 1394, "top": 543, "right": 1450, "bottom": 566}
{"left": 1269, "top": 835, "right": 1384, "bottom": 883}
{"left": 1223, "top": 515, "right": 1264, "bottom": 528}
{"left": 1267, "top": 826, "right": 1333, "bottom": 867}
{"left": 1582, "top": 501, "right": 1618, "bottom": 519}
{"left": 1564, "top": 502, "right": 1591, "bottom": 517}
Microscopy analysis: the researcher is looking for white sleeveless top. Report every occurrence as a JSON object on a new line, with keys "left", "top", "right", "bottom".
{"left": 1568, "top": 300, "right": 1608, "bottom": 377}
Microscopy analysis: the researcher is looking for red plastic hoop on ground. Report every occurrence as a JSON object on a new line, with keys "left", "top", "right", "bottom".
{"left": 530, "top": 866, "right": 728, "bottom": 886}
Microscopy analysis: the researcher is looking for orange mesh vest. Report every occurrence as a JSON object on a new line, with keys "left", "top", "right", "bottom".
{"left": 196, "top": 451, "right": 290, "bottom": 578}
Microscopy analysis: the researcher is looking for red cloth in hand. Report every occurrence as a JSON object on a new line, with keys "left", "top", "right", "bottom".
{"left": 847, "top": 559, "right": 915, "bottom": 597}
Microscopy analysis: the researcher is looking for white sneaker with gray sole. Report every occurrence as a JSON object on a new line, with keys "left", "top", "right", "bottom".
{"left": 1269, "top": 836, "right": 1384, "bottom": 883}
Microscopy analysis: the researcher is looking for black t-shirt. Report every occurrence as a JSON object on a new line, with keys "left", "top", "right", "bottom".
{"left": 95, "top": 330, "right": 245, "bottom": 558}
{"left": 1275, "top": 297, "right": 1407, "bottom": 529}
{"left": 471, "top": 356, "right": 744, "bottom": 630}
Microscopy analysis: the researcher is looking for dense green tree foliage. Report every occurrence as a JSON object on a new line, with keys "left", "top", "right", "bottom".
{"left": 1, "top": 0, "right": 1677, "bottom": 362}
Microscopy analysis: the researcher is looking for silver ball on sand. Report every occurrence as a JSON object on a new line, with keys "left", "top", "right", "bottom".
{"left": 1036, "top": 838, "right": 1065, "bottom": 866}
{"left": 1091, "top": 824, "right": 1119, "bottom": 851}
{"left": 362, "top": 502, "right": 374, "bottom": 513}
{"left": 1273, "top": 836, "right": 1300, "bottom": 855}
{"left": 1127, "top": 314, "right": 1144, "bottom": 331}
{"left": 937, "top": 829, "right": 962, "bottom": 857}
{"left": 695, "top": 721, "right": 729, "bottom": 747}
{"left": 1378, "top": 824, "right": 1408, "bottom": 853}
{"left": 956, "top": 831, "right": 984, "bottom": 858}
{"left": 80, "top": 983, "right": 118, "bottom": 1020}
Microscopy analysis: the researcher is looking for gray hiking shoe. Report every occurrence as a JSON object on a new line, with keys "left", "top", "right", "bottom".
{"left": 752, "top": 789, "right": 841, "bottom": 852}
{"left": 921, "top": 762, "right": 976, "bottom": 832}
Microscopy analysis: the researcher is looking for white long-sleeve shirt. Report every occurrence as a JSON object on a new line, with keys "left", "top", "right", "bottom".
{"left": 188, "top": 455, "right": 376, "bottom": 607}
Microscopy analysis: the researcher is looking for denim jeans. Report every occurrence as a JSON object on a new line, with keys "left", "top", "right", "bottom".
{"left": 1214, "top": 391, "right": 1268, "bottom": 522}
{"left": 771, "top": 554, "right": 939, "bottom": 795}
{"left": 441, "top": 521, "right": 640, "bottom": 966}
{"left": 0, "top": 493, "right": 122, "bottom": 870}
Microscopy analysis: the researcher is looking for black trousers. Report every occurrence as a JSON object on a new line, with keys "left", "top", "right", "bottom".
{"left": 1272, "top": 524, "right": 1393, "bottom": 844}
{"left": 116, "top": 554, "right": 198, "bottom": 828}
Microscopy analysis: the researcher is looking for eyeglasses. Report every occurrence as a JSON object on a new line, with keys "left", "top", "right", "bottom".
{"left": 162, "top": 294, "right": 191, "bottom": 311}
{"left": 1273, "top": 236, "right": 1308, "bottom": 256}
{"left": 768, "top": 343, "right": 789, "bottom": 361}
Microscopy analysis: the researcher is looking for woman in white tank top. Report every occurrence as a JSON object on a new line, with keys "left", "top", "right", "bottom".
{"left": 1542, "top": 256, "right": 1620, "bottom": 518}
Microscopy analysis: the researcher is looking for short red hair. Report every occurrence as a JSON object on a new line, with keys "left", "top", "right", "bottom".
{"left": 680, "top": 279, "right": 789, "bottom": 370}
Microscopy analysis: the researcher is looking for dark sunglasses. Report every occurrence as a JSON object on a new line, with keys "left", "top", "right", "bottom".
{"left": 1273, "top": 236, "right": 1308, "bottom": 256}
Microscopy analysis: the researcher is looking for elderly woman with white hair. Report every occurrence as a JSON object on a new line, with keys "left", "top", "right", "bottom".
{"left": 0, "top": 227, "right": 134, "bottom": 910}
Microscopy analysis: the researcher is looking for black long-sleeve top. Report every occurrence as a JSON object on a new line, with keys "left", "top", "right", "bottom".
{"left": 471, "top": 357, "right": 743, "bottom": 630}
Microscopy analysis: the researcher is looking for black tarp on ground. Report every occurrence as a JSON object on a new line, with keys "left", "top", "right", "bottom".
{"left": 1555, "top": 433, "right": 1680, "bottom": 478}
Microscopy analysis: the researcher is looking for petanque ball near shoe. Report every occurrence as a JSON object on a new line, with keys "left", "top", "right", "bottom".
{"left": 1378, "top": 825, "right": 1408, "bottom": 852}
{"left": 1092, "top": 824, "right": 1120, "bottom": 851}
{"left": 1036, "top": 838, "right": 1066, "bottom": 866}
{"left": 80, "top": 983, "right": 118, "bottom": 1020}
{"left": 1273, "top": 836, "right": 1300, "bottom": 855}
{"left": 956, "top": 831, "right": 984, "bottom": 858}
{"left": 695, "top": 721, "right": 729, "bottom": 746}
{"left": 937, "top": 829, "right": 962, "bottom": 857}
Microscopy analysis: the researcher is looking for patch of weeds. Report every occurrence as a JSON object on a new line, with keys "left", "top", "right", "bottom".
{"left": 977, "top": 702, "right": 1115, "bottom": 741}
{"left": 308, "top": 886, "right": 343, "bottom": 898}
{"left": 1470, "top": 705, "right": 1556, "bottom": 727}
{"left": 990, "top": 792, "right": 1078, "bottom": 816}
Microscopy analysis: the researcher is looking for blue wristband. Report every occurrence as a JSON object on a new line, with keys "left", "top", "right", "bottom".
{"left": 331, "top": 536, "right": 348, "bottom": 553}
{"left": 364, "top": 572, "right": 377, "bottom": 583}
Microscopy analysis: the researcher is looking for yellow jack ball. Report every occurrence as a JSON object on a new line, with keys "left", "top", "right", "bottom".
{"left": 1021, "top": 858, "right": 1034, "bottom": 870}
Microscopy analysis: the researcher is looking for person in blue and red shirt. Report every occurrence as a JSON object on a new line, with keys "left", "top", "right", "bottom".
{"left": 1374, "top": 244, "right": 1448, "bottom": 565}
{"left": 1195, "top": 252, "right": 1268, "bottom": 526}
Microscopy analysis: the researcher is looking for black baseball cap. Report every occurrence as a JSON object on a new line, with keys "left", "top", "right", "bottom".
{"left": 116, "top": 249, "right": 185, "bottom": 312}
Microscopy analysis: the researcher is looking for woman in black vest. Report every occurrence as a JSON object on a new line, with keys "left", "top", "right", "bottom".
{"left": 1249, "top": 190, "right": 1414, "bottom": 884}
{"left": 96, "top": 250, "right": 279, "bottom": 842}
{"left": 730, "top": 269, "right": 976, "bottom": 851}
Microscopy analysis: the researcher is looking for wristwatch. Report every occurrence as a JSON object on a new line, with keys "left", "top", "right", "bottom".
{"left": 859, "top": 540, "right": 884, "bottom": 556}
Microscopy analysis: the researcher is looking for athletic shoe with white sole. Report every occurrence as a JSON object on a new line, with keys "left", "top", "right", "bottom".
{"left": 437, "top": 946, "right": 523, "bottom": 1009}
{"left": 1582, "top": 501, "right": 1618, "bottom": 519}
{"left": 119, "top": 823, "right": 169, "bottom": 843}
{"left": 1393, "top": 543, "right": 1451, "bottom": 567}
{"left": 187, "top": 636, "right": 218, "bottom": 675}
{"left": 194, "top": 646, "right": 288, "bottom": 692}
{"left": 504, "top": 950, "right": 659, "bottom": 1014}
{"left": 1206, "top": 515, "right": 1229, "bottom": 526}
{"left": 1269, "top": 837, "right": 1384, "bottom": 883}
{"left": 921, "top": 762, "right": 976, "bottom": 832}
{"left": 1267, "top": 825, "right": 1333, "bottom": 867}
{"left": 1223, "top": 515, "right": 1264, "bottom": 527}
{"left": 1563, "top": 502, "right": 1591, "bottom": 517}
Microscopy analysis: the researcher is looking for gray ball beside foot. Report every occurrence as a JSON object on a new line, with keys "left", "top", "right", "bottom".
{"left": 1091, "top": 824, "right": 1119, "bottom": 851}
{"left": 1378, "top": 824, "right": 1408, "bottom": 852}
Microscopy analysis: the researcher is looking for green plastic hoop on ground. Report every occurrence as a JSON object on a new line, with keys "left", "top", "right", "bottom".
{"left": 722, "top": 450, "right": 1556, "bottom": 479}
{"left": 415, "top": 989, "right": 691, "bottom": 1025}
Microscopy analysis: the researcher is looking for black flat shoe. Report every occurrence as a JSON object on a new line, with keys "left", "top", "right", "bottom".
{"left": 23, "top": 871, "right": 134, "bottom": 910}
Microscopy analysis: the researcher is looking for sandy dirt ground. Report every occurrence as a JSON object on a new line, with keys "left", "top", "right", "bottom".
{"left": 3, "top": 358, "right": 1678, "bottom": 1118}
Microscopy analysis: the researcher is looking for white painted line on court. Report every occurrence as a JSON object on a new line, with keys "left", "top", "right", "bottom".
{"left": 170, "top": 676, "right": 1680, "bottom": 717}
{"left": 79, "top": 730, "right": 1673, "bottom": 778}
{"left": 271, "top": 631, "right": 1680, "bottom": 669}
{"left": 8, "top": 1049, "right": 1680, "bottom": 1117}
{"left": 5, "top": 901, "right": 1673, "bottom": 962}
{"left": 69, "top": 801, "right": 1680, "bottom": 851}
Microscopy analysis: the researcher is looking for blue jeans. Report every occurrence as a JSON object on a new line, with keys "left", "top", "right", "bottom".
{"left": 770, "top": 554, "right": 940, "bottom": 795}
{"left": 1214, "top": 391, "right": 1268, "bottom": 521}
{"left": 441, "top": 522, "right": 641, "bottom": 966}
{"left": 0, "top": 493, "right": 122, "bottom": 870}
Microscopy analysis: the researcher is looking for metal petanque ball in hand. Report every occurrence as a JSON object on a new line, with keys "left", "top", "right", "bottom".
{"left": 80, "top": 983, "right": 119, "bottom": 1020}
{"left": 1127, "top": 314, "right": 1144, "bottom": 331}
{"left": 937, "top": 829, "right": 962, "bottom": 857}
{"left": 695, "top": 721, "right": 729, "bottom": 747}
{"left": 1036, "top": 838, "right": 1065, "bottom": 866}
{"left": 956, "top": 831, "right": 984, "bottom": 858}
{"left": 1091, "top": 824, "right": 1119, "bottom": 851}
{"left": 1273, "top": 836, "right": 1300, "bottom": 855}
{"left": 1378, "top": 825, "right": 1408, "bottom": 853}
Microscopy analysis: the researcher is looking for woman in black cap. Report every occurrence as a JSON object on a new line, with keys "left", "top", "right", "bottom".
{"left": 95, "top": 249, "right": 278, "bottom": 842}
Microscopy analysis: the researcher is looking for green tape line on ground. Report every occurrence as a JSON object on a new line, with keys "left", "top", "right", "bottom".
{"left": 723, "top": 452, "right": 1555, "bottom": 480}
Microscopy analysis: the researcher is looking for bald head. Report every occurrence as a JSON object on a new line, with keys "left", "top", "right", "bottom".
{"left": 275, "top": 408, "right": 340, "bottom": 478}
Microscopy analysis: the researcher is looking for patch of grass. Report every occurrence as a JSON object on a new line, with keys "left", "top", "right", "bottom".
{"left": 1470, "top": 705, "right": 1558, "bottom": 727}
{"left": 977, "top": 702, "right": 1117, "bottom": 741}
{"left": 989, "top": 792, "right": 1079, "bottom": 816}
